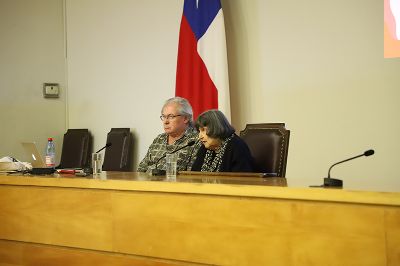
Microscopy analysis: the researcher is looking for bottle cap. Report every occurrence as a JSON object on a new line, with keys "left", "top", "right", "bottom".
{"left": 48, "top": 138, "right": 53, "bottom": 141}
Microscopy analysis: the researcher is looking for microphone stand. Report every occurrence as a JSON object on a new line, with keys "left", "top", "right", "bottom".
{"left": 151, "top": 140, "right": 196, "bottom": 176}
{"left": 322, "top": 149, "right": 374, "bottom": 188}
{"left": 323, "top": 175, "right": 343, "bottom": 188}
{"left": 96, "top": 143, "right": 112, "bottom": 153}
{"left": 152, "top": 157, "right": 167, "bottom": 176}
{"left": 84, "top": 143, "right": 112, "bottom": 174}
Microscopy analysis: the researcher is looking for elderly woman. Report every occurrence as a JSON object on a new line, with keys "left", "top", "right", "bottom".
{"left": 191, "top": 110, "right": 254, "bottom": 172}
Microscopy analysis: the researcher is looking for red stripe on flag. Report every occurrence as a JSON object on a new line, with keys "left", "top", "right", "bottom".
{"left": 175, "top": 15, "right": 218, "bottom": 120}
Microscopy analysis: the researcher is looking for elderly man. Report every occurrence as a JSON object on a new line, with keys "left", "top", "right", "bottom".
{"left": 137, "top": 97, "right": 200, "bottom": 173}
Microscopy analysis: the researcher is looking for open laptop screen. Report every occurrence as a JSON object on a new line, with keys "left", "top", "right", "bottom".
{"left": 21, "top": 142, "right": 46, "bottom": 168}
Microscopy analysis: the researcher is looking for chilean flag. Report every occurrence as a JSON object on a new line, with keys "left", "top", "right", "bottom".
{"left": 175, "top": 0, "right": 231, "bottom": 120}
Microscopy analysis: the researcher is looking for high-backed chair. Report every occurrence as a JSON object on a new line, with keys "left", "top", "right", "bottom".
{"left": 58, "top": 129, "right": 92, "bottom": 169}
{"left": 102, "top": 128, "right": 132, "bottom": 171}
{"left": 239, "top": 123, "right": 290, "bottom": 177}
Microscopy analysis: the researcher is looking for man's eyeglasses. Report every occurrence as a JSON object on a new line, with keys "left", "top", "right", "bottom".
{"left": 160, "top": 114, "right": 182, "bottom": 121}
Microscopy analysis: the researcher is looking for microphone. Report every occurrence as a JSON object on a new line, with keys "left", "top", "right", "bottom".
{"left": 79, "top": 143, "right": 112, "bottom": 175}
{"left": 151, "top": 140, "right": 196, "bottom": 176}
{"left": 184, "top": 140, "right": 199, "bottom": 171}
{"left": 95, "top": 142, "right": 112, "bottom": 153}
{"left": 323, "top": 149, "right": 375, "bottom": 187}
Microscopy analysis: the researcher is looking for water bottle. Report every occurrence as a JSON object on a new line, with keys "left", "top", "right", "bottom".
{"left": 45, "top": 138, "right": 56, "bottom": 168}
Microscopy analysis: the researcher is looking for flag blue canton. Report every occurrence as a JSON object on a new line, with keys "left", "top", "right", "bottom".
{"left": 183, "top": 0, "right": 221, "bottom": 40}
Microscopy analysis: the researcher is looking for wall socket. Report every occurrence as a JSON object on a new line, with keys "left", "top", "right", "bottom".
{"left": 43, "top": 83, "right": 60, "bottom": 98}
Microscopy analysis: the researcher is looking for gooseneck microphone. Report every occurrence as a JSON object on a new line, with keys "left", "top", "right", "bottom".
{"left": 184, "top": 140, "right": 199, "bottom": 171}
{"left": 151, "top": 140, "right": 196, "bottom": 176}
{"left": 324, "top": 149, "right": 375, "bottom": 187}
{"left": 96, "top": 142, "right": 112, "bottom": 153}
{"left": 79, "top": 143, "right": 112, "bottom": 176}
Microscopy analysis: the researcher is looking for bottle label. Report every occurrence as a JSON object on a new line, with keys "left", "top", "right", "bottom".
{"left": 45, "top": 156, "right": 55, "bottom": 167}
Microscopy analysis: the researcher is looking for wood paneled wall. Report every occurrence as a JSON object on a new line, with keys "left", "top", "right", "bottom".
{"left": 0, "top": 179, "right": 399, "bottom": 265}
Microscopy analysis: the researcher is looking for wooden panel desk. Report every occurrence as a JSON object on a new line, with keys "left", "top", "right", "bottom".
{"left": 0, "top": 172, "right": 399, "bottom": 266}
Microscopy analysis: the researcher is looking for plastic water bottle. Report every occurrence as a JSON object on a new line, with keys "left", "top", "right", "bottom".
{"left": 45, "top": 138, "right": 56, "bottom": 168}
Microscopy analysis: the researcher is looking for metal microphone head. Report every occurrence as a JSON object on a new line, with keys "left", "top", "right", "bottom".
{"left": 364, "top": 149, "right": 374, "bottom": 156}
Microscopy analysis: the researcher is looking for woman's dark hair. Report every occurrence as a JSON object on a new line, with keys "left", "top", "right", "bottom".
{"left": 195, "top": 110, "right": 235, "bottom": 139}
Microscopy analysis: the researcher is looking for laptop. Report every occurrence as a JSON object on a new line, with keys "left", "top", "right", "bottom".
{"left": 21, "top": 142, "right": 47, "bottom": 168}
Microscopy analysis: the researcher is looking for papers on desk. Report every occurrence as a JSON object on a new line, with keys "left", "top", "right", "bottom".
{"left": 0, "top": 156, "right": 32, "bottom": 172}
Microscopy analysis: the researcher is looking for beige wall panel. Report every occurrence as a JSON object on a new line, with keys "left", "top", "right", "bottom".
{"left": 0, "top": 0, "right": 66, "bottom": 163}
{"left": 1, "top": 0, "right": 399, "bottom": 192}
{"left": 223, "top": 0, "right": 400, "bottom": 191}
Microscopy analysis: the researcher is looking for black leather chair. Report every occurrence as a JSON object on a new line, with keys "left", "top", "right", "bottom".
{"left": 239, "top": 123, "right": 290, "bottom": 177}
{"left": 102, "top": 128, "right": 132, "bottom": 171}
{"left": 58, "top": 129, "right": 92, "bottom": 169}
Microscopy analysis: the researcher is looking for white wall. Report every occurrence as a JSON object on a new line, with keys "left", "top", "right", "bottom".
{"left": 1, "top": 0, "right": 398, "bottom": 192}
{"left": 0, "top": 0, "right": 66, "bottom": 162}
{"left": 65, "top": 0, "right": 400, "bottom": 191}
{"left": 66, "top": 0, "right": 182, "bottom": 167}
{"left": 224, "top": 0, "right": 400, "bottom": 191}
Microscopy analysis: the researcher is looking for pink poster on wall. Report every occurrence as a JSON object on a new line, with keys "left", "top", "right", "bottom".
{"left": 384, "top": 0, "right": 400, "bottom": 58}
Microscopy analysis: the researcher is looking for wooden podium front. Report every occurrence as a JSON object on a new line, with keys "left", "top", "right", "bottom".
{"left": 0, "top": 172, "right": 399, "bottom": 265}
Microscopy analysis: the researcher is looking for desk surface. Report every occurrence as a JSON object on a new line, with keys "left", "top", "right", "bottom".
{"left": 1, "top": 171, "right": 399, "bottom": 265}
{"left": 0, "top": 171, "right": 399, "bottom": 207}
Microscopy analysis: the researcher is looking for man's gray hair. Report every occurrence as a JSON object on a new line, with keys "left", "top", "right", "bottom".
{"left": 162, "top": 97, "right": 194, "bottom": 126}
{"left": 195, "top": 109, "right": 235, "bottom": 139}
